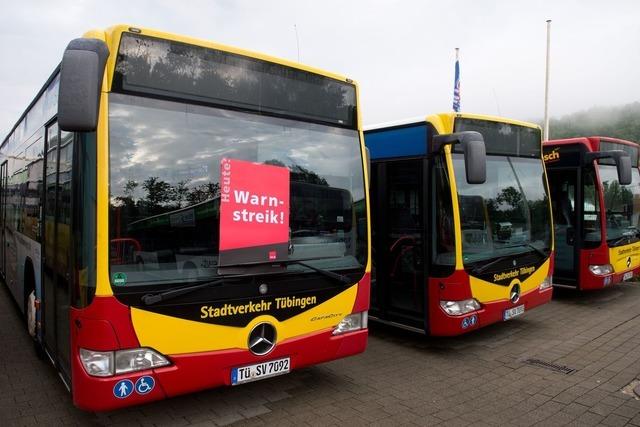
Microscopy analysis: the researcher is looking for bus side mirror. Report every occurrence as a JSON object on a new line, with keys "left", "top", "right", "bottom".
{"left": 58, "top": 38, "right": 109, "bottom": 132}
{"left": 615, "top": 154, "right": 632, "bottom": 185}
{"left": 433, "top": 131, "right": 486, "bottom": 184}
{"left": 584, "top": 150, "right": 632, "bottom": 186}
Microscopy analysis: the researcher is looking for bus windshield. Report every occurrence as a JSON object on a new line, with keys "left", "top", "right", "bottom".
{"left": 452, "top": 155, "right": 552, "bottom": 265}
{"left": 108, "top": 93, "right": 367, "bottom": 287}
{"left": 447, "top": 119, "right": 551, "bottom": 267}
{"left": 599, "top": 164, "right": 640, "bottom": 246}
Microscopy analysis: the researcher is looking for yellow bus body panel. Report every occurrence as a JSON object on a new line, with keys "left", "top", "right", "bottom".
{"left": 469, "top": 259, "right": 551, "bottom": 303}
{"left": 130, "top": 285, "right": 357, "bottom": 355}
{"left": 609, "top": 243, "right": 640, "bottom": 273}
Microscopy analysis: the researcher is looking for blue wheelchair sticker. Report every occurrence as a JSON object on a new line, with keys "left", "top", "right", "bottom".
{"left": 135, "top": 376, "right": 155, "bottom": 395}
{"left": 113, "top": 379, "right": 134, "bottom": 399}
{"left": 461, "top": 314, "right": 478, "bottom": 329}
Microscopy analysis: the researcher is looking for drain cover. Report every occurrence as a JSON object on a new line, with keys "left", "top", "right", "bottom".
{"left": 523, "top": 358, "right": 575, "bottom": 374}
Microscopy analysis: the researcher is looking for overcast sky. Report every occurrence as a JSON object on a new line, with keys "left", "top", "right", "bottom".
{"left": 1, "top": 0, "right": 639, "bottom": 136}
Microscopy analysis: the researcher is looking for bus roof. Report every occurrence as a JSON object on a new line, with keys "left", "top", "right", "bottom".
{"left": 545, "top": 136, "right": 639, "bottom": 149}
{"left": 365, "top": 112, "right": 540, "bottom": 132}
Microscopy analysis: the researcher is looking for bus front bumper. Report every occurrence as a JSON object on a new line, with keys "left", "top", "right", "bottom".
{"left": 72, "top": 328, "right": 367, "bottom": 411}
{"left": 430, "top": 286, "right": 553, "bottom": 336}
{"left": 580, "top": 266, "right": 640, "bottom": 290}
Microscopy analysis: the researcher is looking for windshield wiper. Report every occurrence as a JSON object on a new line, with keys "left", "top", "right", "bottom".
{"left": 506, "top": 243, "right": 548, "bottom": 259}
{"left": 288, "top": 260, "right": 353, "bottom": 285}
{"left": 471, "top": 244, "right": 547, "bottom": 275}
{"left": 220, "top": 257, "right": 354, "bottom": 286}
{"left": 608, "top": 227, "right": 640, "bottom": 247}
{"left": 609, "top": 235, "right": 633, "bottom": 247}
{"left": 141, "top": 278, "right": 230, "bottom": 306}
{"left": 471, "top": 255, "right": 514, "bottom": 275}
{"left": 141, "top": 259, "right": 355, "bottom": 306}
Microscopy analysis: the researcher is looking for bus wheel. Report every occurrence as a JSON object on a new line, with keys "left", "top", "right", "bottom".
{"left": 23, "top": 265, "right": 35, "bottom": 324}
{"left": 24, "top": 265, "right": 44, "bottom": 359}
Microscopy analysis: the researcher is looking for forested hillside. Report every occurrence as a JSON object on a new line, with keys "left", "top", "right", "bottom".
{"left": 544, "top": 102, "right": 640, "bottom": 142}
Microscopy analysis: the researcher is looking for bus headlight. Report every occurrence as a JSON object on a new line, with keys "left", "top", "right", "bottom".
{"left": 333, "top": 311, "right": 368, "bottom": 335}
{"left": 79, "top": 347, "right": 170, "bottom": 377}
{"left": 79, "top": 348, "right": 114, "bottom": 377}
{"left": 115, "top": 348, "right": 170, "bottom": 375}
{"left": 589, "top": 264, "right": 613, "bottom": 276}
{"left": 540, "top": 276, "right": 553, "bottom": 290}
{"left": 440, "top": 299, "right": 481, "bottom": 316}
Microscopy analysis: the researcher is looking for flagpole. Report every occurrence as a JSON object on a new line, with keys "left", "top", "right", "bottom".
{"left": 453, "top": 48, "right": 460, "bottom": 112}
{"left": 543, "top": 19, "right": 551, "bottom": 141}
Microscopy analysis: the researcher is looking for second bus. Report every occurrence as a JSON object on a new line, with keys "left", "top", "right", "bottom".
{"left": 365, "top": 113, "right": 554, "bottom": 335}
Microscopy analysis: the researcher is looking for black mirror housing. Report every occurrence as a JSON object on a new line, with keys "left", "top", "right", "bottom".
{"left": 616, "top": 154, "right": 632, "bottom": 185}
{"left": 433, "top": 131, "right": 487, "bottom": 184}
{"left": 584, "top": 150, "right": 632, "bottom": 186}
{"left": 58, "top": 38, "right": 110, "bottom": 132}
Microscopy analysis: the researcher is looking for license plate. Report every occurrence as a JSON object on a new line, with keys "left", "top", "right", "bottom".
{"left": 231, "top": 357, "right": 290, "bottom": 385}
{"left": 503, "top": 304, "right": 525, "bottom": 321}
{"left": 623, "top": 271, "right": 634, "bottom": 281}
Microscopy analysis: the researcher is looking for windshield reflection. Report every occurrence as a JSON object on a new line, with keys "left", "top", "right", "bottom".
{"left": 452, "top": 155, "right": 552, "bottom": 264}
{"left": 109, "top": 93, "right": 366, "bottom": 286}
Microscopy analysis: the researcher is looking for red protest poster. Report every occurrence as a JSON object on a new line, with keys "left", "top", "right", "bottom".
{"left": 218, "top": 158, "right": 290, "bottom": 267}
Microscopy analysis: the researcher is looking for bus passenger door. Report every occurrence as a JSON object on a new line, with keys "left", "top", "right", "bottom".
{"left": 42, "top": 122, "right": 72, "bottom": 382}
{"left": 0, "top": 161, "right": 7, "bottom": 276}
{"left": 43, "top": 122, "right": 59, "bottom": 364}
{"left": 547, "top": 169, "right": 579, "bottom": 286}
{"left": 371, "top": 159, "right": 426, "bottom": 329}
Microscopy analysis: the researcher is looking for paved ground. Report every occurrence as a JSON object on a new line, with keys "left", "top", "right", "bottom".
{"left": 3, "top": 283, "right": 640, "bottom": 426}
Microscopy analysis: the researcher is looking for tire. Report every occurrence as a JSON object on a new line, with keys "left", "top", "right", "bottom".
{"left": 23, "top": 264, "right": 44, "bottom": 360}
{"left": 23, "top": 266, "right": 34, "bottom": 324}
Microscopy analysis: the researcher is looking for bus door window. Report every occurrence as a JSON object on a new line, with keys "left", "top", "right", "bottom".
{"left": 54, "top": 130, "right": 74, "bottom": 378}
{"left": 386, "top": 160, "right": 424, "bottom": 314}
{"left": 547, "top": 169, "right": 577, "bottom": 278}
{"left": 43, "top": 122, "right": 59, "bottom": 356}
{"left": 0, "top": 160, "right": 7, "bottom": 275}
{"left": 582, "top": 168, "right": 602, "bottom": 247}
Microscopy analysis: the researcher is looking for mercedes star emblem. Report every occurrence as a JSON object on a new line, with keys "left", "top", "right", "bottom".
{"left": 248, "top": 322, "right": 277, "bottom": 356}
{"left": 510, "top": 283, "right": 521, "bottom": 304}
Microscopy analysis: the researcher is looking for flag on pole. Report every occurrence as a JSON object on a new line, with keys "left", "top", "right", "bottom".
{"left": 452, "top": 48, "right": 461, "bottom": 112}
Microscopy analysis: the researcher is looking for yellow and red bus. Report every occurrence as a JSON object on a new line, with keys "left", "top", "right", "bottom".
{"left": 544, "top": 136, "right": 637, "bottom": 290}
{"left": 1, "top": 25, "right": 370, "bottom": 411}
{"left": 364, "top": 113, "right": 553, "bottom": 335}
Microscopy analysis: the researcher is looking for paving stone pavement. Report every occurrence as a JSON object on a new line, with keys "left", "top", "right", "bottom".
{"left": 2, "top": 282, "right": 640, "bottom": 426}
